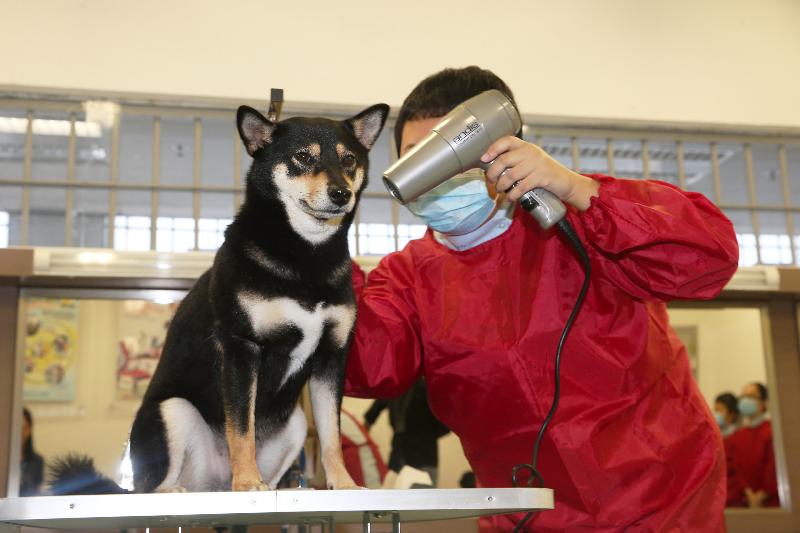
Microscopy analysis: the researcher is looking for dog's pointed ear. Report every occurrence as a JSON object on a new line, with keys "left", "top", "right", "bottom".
{"left": 237, "top": 106, "right": 276, "bottom": 157}
{"left": 344, "top": 104, "right": 390, "bottom": 150}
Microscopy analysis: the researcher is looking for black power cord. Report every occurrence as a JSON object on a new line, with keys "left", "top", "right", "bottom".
{"left": 511, "top": 217, "right": 591, "bottom": 532}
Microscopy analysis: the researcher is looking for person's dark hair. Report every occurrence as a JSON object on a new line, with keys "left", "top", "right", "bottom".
{"left": 752, "top": 382, "right": 768, "bottom": 401}
{"left": 715, "top": 392, "right": 739, "bottom": 423}
{"left": 22, "top": 407, "right": 35, "bottom": 461}
{"left": 393, "top": 66, "right": 518, "bottom": 153}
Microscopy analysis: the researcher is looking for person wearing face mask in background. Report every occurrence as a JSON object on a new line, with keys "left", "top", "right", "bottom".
{"left": 714, "top": 391, "right": 740, "bottom": 438}
{"left": 714, "top": 391, "right": 748, "bottom": 506}
{"left": 20, "top": 408, "right": 44, "bottom": 497}
{"left": 344, "top": 66, "right": 739, "bottom": 531}
{"left": 726, "top": 382, "right": 779, "bottom": 508}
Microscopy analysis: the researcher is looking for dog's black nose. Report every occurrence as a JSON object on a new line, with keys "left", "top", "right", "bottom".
{"left": 327, "top": 186, "right": 352, "bottom": 207}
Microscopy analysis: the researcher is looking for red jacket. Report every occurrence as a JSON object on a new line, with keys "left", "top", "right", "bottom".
{"left": 725, "top": 420, "right": 779, "bottom": 507}
{"left": 345, "top": 175, "right": 738, "bottom": 531}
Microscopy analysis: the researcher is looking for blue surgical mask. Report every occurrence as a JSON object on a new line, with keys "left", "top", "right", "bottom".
{"left": 714, "top": 412, "right": 726, "bottom": 428}
{"left": 406, "top": 169, "right": 495, "bottom": 235}
{"left": 738, "top": 397, "right": 759, "bottom": 417}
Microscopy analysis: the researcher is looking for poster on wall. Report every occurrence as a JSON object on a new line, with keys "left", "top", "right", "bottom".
{"left": 673, "top": 325, "right": 699, "bottom": 381}
{"left": 116, "top": 300, "right": 178, "bottom": 401}
{"left": 24, "top": 298, "right": 80, "bottom": 402}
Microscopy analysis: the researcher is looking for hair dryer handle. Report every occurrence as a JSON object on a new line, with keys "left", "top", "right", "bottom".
{"left": 519, "top": 188, "right": 567, "bottom": 230}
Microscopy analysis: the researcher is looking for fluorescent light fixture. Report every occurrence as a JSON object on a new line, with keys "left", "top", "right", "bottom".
{"left": 76, "top": 251, "right": 114, "bottom": 264}
{"left": 82, "top": 100, "right": 120, "bottom": 129}
{"left": 156, "top": 263, "right": 171, "bottom": 270}
{"left": 0, "top": 117, "right": 102, "bottom": 137}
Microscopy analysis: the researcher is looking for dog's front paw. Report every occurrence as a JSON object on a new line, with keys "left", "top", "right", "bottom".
{"left": 326, "top": 472, "right": 363, "bottom": 490}
{"left": 155, "top": 486, "right": 187, "bottom": 493}
{"left": 232, "top": 478, "right": 271, "bottom": 492}
{"left": 328, "top": 482, "right": 365, "bottom": 490}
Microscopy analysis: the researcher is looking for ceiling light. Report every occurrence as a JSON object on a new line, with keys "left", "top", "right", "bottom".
{"left": 0, "top": 117, "right": 102, "bottom": 137}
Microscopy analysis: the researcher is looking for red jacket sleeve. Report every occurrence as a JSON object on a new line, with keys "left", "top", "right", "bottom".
{"left": 576, "top": 175, "right": 739, "bottom": 302}
{"left": 345, "top": 255, "right": 423, "bottom": 398}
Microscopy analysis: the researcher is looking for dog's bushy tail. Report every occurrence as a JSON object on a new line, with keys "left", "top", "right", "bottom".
{"left": 48, "top": 453, "right": 130, "bottom": 495}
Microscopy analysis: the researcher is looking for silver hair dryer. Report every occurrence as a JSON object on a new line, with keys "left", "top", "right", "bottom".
{"left": 382, "top": 89, "right": 567, "bottom": 229}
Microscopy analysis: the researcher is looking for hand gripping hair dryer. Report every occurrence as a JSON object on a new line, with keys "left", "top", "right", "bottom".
{"left": 382, "top": 89, "right": 567, "bottom": 229}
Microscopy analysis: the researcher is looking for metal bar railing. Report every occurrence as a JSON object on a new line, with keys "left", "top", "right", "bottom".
{"left": 676, "top": 141, "right": 687, "bottom": 190}
{"left": 233, "top": 126, "right": 243, "bottom": 211}
{"left": 743, "top": 144, "right": 763, "bottom": 264}
{"left": 3, "top": 96, "right": 800, "bottom": 262}
{"left": 193, "top": 117, "right": 202, "bottom": 251}
{"left": 150, "top": 117, "right": 161, "bottom": 251}
{"left": 21, "top": 110, "right": 33, "bottom": 245}
{"left": 710, "top": 142, "right": 723, "bottom": 205}
{"left": 64, "top": 113, "right": 77, "bottom": 246}
{"left": 778, "top": 144, "right": 796, "bottom": 265}
{"left": 606, "top": 138, "right": 616, "bottom": 175}
{"left": 570, "top": 137, "right": 580, "bottom": 173}
{"left": 107, "top": 112, "right": 121, "bottom": 248}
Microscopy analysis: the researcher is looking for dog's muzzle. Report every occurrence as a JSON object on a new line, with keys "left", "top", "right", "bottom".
{"left": 327, "top": 186, "right": 352, "bottom": 207}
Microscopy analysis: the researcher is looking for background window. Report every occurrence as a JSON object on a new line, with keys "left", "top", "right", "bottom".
{"left": 0, "top": 97, "right": 798, "bottom": 265}
{"left": 114, "top": 215, "right": 151, "bottom": 252}
{"left": 156, "top": 217, "right": 195, "bottom": 253}
{"left": 0, "top": 211, "right": 9, "bottom": 247}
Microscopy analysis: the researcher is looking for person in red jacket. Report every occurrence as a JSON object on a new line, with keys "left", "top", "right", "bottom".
{"left": 714, "top": 391, "right": 748, "bottom": 507}
{"left": 726, "top": 382, "right": 779, "bottom": 508}
{"left": 344, "top": 66, "right": 739, "bottom": 532}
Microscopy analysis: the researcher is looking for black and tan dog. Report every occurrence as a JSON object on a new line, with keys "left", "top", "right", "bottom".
{"left": 128, "top": 103, "right": 389, "bottom": 492}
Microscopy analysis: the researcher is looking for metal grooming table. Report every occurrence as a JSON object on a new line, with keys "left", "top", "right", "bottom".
{"left": 0, "top": 488, "right": 552, "bottom": 532}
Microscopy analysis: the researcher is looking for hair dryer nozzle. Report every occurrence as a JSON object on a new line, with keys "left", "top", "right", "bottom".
{"left": 383, "top": 177, "right": 404, "bottom": 204}
{"left": 382, "top": 89, "right": 521, "bottom": 204}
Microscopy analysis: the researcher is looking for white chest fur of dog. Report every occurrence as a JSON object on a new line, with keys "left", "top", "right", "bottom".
{"left": 237, "top": 291, "right": 356, "bottom": 385}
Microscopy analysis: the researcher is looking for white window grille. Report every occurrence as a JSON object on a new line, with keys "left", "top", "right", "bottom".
{"left": 348, "top": 223, "right": 427, "bottom": 256}
{"left": 156, "top": 217, "right": 195, "bottom": 252}
{"left": 0, "top": 211, "right": 8, "bottom": 248}
{"left": 113, "top": 215, "right": 231, "bottom": 252}
{"left": 198, "top": 218, "right": 232, "bottom": 251}
{"left": 113, "top": 215, "right": 151, "bottom": 251}
{"left": 397, "top": 223, "right": 427, "bottom": 250}
{"left": 1, "top": 97, "right": 798, "bottom": 264}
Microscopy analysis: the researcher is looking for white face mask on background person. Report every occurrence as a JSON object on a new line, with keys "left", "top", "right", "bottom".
{"left": 714, "top": 412, "right": 726, "bottom": 428}
{"left": 406, "top": 169, "right": 497, "bottom": 235}
{"left": 738, "top": 396, "right": 759, "bottom": 418}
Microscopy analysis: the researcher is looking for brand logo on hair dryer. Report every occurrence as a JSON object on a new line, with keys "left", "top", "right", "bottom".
{"left": 452, "top": 121, "right": 482, "bottom": 146}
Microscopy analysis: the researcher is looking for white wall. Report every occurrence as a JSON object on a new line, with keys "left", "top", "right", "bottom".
{"left": 669, "top": 307, "right": 767, "bottom": 405}
{"left": 2, "top": 0, "right": 799, "bottom": 128}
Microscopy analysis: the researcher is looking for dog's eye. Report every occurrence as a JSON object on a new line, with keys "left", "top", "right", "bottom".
{"left": 293, "top": 152, "right": 314, "bottom": 166}
{"left": 341, "top": 154, "right": 357, "bottom": 169}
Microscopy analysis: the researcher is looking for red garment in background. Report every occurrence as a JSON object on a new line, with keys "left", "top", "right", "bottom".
{"left": 726, "top": 420, "right": 779, "bottom": 507}
{"left": 340, "top": 408, "right": 388, "bottom": 488}
{"left": 723, "top": 434, "right": 748, "bottom": 507}
{"left": 345, "top": 175, "right": 738, "bottom": 532}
